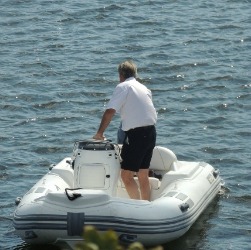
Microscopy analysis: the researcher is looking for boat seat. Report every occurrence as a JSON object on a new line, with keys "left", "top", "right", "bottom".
{"left": 158, "top": 161, "right": 202, "bottom": 194}
{"left": 149, "top": 146, "right": 177, "bottom": 171}
{"left": 149, "top": 177, "right": 160, "bottom": 189}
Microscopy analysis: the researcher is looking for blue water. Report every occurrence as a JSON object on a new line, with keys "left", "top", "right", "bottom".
{"left": 1, "top": 0, "right": 250, "bottom": 249}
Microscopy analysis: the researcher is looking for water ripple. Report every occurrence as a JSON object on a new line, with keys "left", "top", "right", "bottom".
{"left": 1, "top": 0, "right": 251, "bottom": 249}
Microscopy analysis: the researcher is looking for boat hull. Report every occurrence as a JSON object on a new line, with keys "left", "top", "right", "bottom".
{"left": 13, "top": 141, "right": 222, "bottom": 247}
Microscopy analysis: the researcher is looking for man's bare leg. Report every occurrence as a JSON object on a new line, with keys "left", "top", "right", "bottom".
{"left": 121, "top": 169, "right": 140, "bottom": 199}
{"left": 138, "top": 169, "right": 150, "bottom": 201}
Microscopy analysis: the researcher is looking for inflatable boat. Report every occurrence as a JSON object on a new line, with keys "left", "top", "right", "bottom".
{"left": 13, "top": 139, "right": 222, "bottom": 248}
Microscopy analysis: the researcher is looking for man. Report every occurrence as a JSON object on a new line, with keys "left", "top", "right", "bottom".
{"left": 93, "top": 60, "right": 157, "bottom": 201}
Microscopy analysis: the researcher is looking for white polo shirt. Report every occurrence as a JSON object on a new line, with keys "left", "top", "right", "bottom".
{"left": 106, "top": 77, "right": 157, "bottom": 131}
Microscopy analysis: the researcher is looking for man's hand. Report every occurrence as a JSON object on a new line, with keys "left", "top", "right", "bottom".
{"left": 93, "top": 133, "right": 106, "bottom": 141}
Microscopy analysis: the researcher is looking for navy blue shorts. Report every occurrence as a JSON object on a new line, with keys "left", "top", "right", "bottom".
{"left": 121, "top": 125, "right": 156, "bottom": 172}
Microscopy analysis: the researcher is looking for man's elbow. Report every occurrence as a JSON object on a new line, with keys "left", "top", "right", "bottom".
{"left": 105, "top": 108, "right": 116, "bottom": 116}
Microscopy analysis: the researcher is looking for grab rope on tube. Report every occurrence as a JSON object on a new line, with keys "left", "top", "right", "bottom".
{"left": 65, "top": 188, "right": 82, "bottom": 201}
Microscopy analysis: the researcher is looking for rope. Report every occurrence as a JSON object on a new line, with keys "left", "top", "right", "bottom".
{"left": 65, "top": 188, "right": 82, "bottom": 201}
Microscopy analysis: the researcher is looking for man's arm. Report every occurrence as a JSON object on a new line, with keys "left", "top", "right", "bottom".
{"left": 93, "top": 108, "right": 116, "bottom": 140}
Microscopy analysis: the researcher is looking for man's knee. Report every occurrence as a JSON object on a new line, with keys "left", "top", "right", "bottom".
{"left": 138, "top": 169, "right": 149, "bottom": 180}
{"left": 121, "top": 169, "right": 134, "bottom": 184}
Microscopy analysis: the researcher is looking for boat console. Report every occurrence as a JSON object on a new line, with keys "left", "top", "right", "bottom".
{"left": 76, "top": 139, "right": 115, "bottom": 151}
{"left": 72, "top": 140, "right": 121, "bottom": 196}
